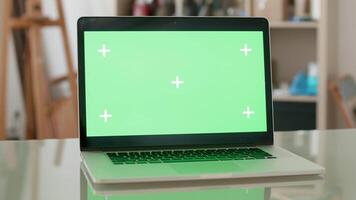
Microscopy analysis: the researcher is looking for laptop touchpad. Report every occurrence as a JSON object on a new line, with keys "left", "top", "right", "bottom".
{"left": 170, "top": 162, "right": 242, "bottom": 175}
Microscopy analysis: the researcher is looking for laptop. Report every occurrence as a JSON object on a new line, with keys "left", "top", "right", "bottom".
{"left": 78, "top": 17, "right": 324, "bottom": 184}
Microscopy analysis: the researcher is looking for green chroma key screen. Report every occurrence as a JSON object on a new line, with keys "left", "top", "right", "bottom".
{"left": 84, "top": 31, "right": 267, "bottom": 137}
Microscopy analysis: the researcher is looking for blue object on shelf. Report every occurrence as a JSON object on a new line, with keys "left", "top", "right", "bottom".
{"left": 306, "top": 76, "right": 318, "bottom": 95}
{"left": 289, "top": 66, "right": 318, "bottom": 96}
{"left": 289, "top": 72, "right": 308, "bottom": 95}
{"left": 306, "top": 63, "right": 318, "bottom": 95}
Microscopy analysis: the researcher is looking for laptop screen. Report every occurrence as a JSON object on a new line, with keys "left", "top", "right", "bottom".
{"left": 84, "top": 31, "right": 267, "bottom": 137}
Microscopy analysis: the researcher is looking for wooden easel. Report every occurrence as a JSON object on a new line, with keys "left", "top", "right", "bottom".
{"left": 329, "top": 76, "right": 356, "bottom": 128}
{"left": 0, "top": 0, "right": 78, "bottom": 139}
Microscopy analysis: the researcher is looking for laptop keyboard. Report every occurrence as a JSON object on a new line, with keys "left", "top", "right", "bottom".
{"left": 107, "top": 148, "right": 275, "bottom": 165}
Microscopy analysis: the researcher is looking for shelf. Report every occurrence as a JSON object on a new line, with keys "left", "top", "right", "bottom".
{"left": 273, "top": 94, "right": 317, "bottom": 103}
{"left": 270, "top": 21, "right": 318, "bottom": 29}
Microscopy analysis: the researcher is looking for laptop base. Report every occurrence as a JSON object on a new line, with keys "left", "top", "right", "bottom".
{"left": 81, "top": 145, "right": 324, "bottom": 184}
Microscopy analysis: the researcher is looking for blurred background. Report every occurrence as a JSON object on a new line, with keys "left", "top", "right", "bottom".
{"left": 0, "top": 0, "right": 355, "bottom": 140}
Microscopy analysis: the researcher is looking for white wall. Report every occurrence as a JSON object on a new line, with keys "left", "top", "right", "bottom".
{"left": 337, "top": 0, "right": 356, "bottom": 78}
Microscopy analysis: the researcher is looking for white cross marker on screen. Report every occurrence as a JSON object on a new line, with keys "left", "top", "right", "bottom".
{"left": 240, "top": 44, "right": 252, "bottom": 56}
{"left": 98, "top": 44, "right": 111, "bottom": 57}
{"left": 99, "top": 109, "right": 112, "bottom": 123}
{"left": 242, "top": 106, "right": 255, "bottom": 119}
{"left": 171, "top": 76, "right": 184, "bottom": 88}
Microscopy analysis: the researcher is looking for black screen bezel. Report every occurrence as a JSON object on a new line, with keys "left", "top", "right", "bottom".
{"left": 78, "top": 17, "right": 274, "bottom": 151}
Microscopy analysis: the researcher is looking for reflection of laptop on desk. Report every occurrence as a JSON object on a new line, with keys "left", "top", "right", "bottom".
{"left": 80, "top": 163, "right": 322, "bottom": 200}
{"left": 78, "top": 17, "right": 324, "bottom": 184}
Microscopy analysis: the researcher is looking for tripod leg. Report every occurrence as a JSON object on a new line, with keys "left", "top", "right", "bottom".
{"left": 28, "top": 24, "right": 53, "bottom": 139}
{"left": 0, "top": 0, "right": 13, "bottom": 139}
{"left": 56, "top": 0, "right": 78, "bottom": 137}
{"left": 23, "top": 43, "right": 36, "bottom": 139}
